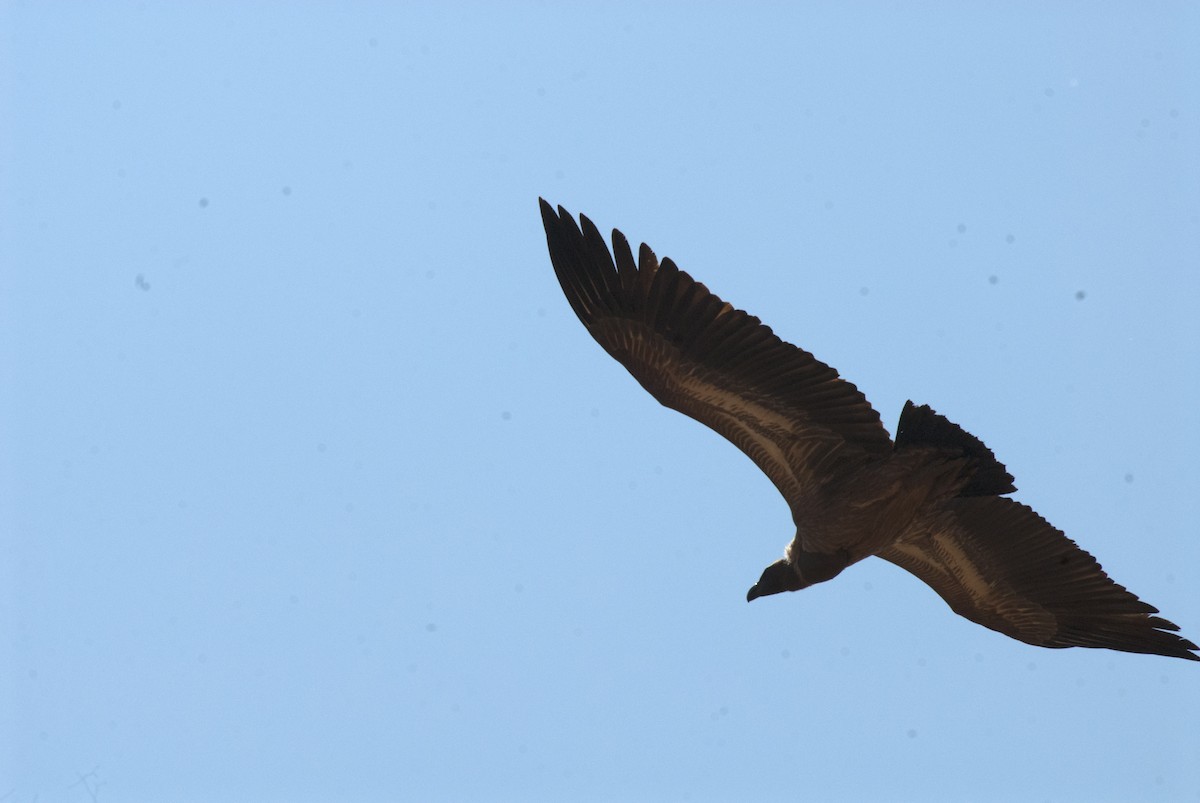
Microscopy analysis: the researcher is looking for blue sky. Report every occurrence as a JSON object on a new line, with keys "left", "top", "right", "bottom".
{"left": 3, "top": 3, "right": 1198, "bottom": 801}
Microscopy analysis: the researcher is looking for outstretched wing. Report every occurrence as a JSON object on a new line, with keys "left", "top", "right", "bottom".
{"left": 540, "top": 199, "right": 891, "bottom": 518}
{"left": 879, "top": 496, "right": 1198, "bottom": 661}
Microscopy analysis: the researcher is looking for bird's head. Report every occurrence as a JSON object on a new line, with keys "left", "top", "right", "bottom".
{"left": 746, "top": 558, "right": 807, "bottom": 602}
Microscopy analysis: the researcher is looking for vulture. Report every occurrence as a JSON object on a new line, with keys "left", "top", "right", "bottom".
{"left": 539, "top": 199, "right": 1197, "bottom": 662}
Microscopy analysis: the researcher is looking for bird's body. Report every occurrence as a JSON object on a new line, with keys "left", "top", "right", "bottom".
{"left": 540, "top": 199, "right": 1197, "bottom": 662}
{"left": 771, "top": 445, "right": 970, "bottom": 588}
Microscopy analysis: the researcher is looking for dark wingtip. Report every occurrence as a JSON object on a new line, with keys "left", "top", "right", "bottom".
{"left": 538, "top": 197, "right": 561, "bottom": 228}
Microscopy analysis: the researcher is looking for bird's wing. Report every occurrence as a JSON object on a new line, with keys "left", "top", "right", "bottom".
{"left": 878, "top": 496, "right": 1198, "bottom": 661}
{"left": 541, "top": 200, "right": 891, "bottom": 518}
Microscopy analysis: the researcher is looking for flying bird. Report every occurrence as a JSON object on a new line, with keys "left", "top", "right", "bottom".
{"left": 539, "top": 199, "right": 1197, "bottom": 662}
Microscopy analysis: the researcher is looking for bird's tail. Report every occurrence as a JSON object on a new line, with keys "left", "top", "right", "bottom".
{"left": 894, "top": 401, "right": 1015, "bottom": 496}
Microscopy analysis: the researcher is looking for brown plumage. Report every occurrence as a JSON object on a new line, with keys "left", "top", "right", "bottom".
{"left": 540, "top": 199, "right": 1197, "bottom": 662}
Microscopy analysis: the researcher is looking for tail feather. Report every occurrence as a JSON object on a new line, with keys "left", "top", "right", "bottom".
{"left": 895, "top": 401, "right": 1016, "bottom": 496}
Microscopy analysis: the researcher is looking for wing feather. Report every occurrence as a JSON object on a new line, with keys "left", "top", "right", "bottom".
{"left": 541, "top": 200, "right": 891, "bottom": 514}
{"left": 879, "top": 496, "right": 1198, "bottom": 661}
{"left": 542, "top": 199, "right": 892, "bottom": 513}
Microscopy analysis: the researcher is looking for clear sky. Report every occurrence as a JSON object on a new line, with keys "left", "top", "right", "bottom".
{"left": 3, "top": 3, "right": 1198, "bottom": 801}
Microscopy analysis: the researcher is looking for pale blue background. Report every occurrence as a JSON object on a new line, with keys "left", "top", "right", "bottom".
{"left": 3, "top": 3, "right": 1198, "bottom": 801}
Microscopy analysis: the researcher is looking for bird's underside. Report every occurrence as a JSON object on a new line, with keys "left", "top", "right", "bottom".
{"left": 539, "top": 198, "right": 1198, "bottom": 662}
